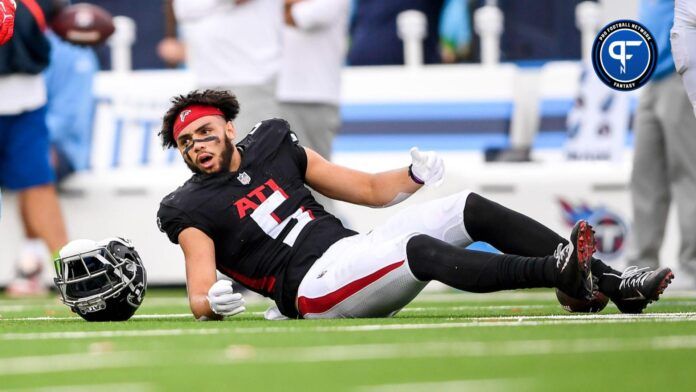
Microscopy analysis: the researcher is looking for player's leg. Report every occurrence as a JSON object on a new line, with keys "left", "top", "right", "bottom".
{"left": 463, "top": 192, "right": 673, "bottom": 312}
{"left": 4, "top": 106, "right": 68, "bottom": 296}
{"left": 668, "top": 28, "right": 696, "bottom": 283}
{"left": 463, "top": 193, "right": 619, "bottom": 288}
{"left": 407, "top": 220, "right": 594, "bottom": 299}
{"left": 279, "top": 102, "right": 339, "bottom": 211}
{"left": 630, "top": 81, "right": 670, "bottom": 270}
{"left": 20, "top": 185, "right": 67, "bottom": 253}
{"left": 671, "top": 25, "right": 696, "bottom": 119}
{"left": 369, "top": 190, "right": 474, "bottom": 248}
{"left": 297, "top": 233, "right": 428, "bottom": 319}
{"left": 279, "top": 102, "right": 338, "bottom": 161}
{"left": 297, "top": 218, "right": 594, "bottom": 319}
{"left": 225, "top": 82, "right": 280, "bottom": 139}
{"left": 463, "top": 192, "right": 564, "bottom": 255}
{"left": 10, "top": 106, "right": 68, "bottom": 252}
{"left": 371, "top": 189, "right": 672, "bottom": 312}
{"left": 298, "top": 191, "right": 474, "bottom": 319}
{"left": 377, "top": 190, "right": 619, "bottom": 291}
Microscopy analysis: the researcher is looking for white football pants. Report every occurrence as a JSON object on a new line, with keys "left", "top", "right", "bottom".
{"left": 671, "top": 24, "right": 696, "bottom": 118}
{"left": 296, "top": 191, "right": 474, "bottom": 319}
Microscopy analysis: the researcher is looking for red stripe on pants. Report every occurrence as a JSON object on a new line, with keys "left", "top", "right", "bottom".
{"left": 297, "top": 260, "right": 405, "bottom": 316}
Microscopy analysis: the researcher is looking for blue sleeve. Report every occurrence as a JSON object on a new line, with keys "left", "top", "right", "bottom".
{"left": 44, "top": 33, "right": 98, "bottom": 171}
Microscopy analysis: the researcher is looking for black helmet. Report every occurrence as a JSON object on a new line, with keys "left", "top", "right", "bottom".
{"left": 54, "top": 237, "right": 147, "bottom": 321}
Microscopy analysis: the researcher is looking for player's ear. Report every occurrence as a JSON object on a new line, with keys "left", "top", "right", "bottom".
{"left": 225, "top": 121, "right": 236, "bottom": 140}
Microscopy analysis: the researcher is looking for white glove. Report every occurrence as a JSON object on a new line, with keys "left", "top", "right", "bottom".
{"left": 409, "top": 147, "right": 444, "bottom": 187}
{"left": 207, "top": 280, "right": 246, "bottom": 317}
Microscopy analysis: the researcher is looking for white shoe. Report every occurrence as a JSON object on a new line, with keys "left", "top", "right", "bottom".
{"left": 5, "top": 243, "right": 49, "bottom": 297}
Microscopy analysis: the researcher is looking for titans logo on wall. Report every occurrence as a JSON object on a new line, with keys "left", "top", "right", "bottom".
{"left": 591, "top": 20, "right": 657, "bottom": 91}
{"left": 558, "top": 198, "right": 628, "bottom": 261}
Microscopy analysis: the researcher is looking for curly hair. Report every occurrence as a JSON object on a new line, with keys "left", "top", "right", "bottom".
{"left": 159, "top": 89, "right": 240, "bottom": 149}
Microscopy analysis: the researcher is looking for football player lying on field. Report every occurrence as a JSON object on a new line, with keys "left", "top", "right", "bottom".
{"left": 63, "top": 89, "right": 671, "bottom": 321}
{"left": 150, "top": 89, "right": 674, "bottom": 320}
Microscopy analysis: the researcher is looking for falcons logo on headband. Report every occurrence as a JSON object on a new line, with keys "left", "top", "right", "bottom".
{"left": 179, "top": 110, "right": 192, "bottom": 122}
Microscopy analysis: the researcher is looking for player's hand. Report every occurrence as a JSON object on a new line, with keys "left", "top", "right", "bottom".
{"left": 0, "top": 0, "right": 17, "bottom": 46}
{"left": 157, "top": 37, "right": 186, "bottom": 66}
{"left": 409, "top": 147, "right": 444, "bottom": 187}
{"left": 207, "top": 280, "right": 246, "bottom": 317}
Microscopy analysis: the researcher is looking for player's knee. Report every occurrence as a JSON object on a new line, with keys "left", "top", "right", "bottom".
{"left": 406, "top": 234, "right": 441, "bottom": 281}
{"left": 463, "top": 192, "right": 488, "bottom": 238}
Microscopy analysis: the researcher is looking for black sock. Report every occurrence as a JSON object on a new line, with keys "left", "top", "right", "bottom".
{"left": 463, "top": 192, "right": 566, "bottom": 255}
{"left": 406, "top": 234, "right": 558, "bottom": 292}
{"left": 463, "top": 192, "right": 623, "bottom": 295}
{"left": 590, "top": 259, "right": 622, "bottom": 298}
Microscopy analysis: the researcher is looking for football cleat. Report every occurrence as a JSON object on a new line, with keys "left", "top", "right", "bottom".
{"left": 556, "top": 275, "right": 609, "bottom": 313}
{"left": 611, "top": 266, "right": 674, "bottom": 314}
{"left": 54, "top": 237, "right": 147, "bottom": 321}
{"left": 554, "top": 220, "right": 595, "bottom": 300}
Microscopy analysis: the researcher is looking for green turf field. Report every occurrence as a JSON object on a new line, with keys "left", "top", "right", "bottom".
{"left": 1, "top": 289, "right": 695, "bottom": 391}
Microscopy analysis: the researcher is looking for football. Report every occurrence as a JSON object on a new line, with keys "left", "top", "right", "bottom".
{"left": 51, "top": 3, "right": 115, "bottom": 46}
{"left": 556, "top": 288, "right": 609, "bottom": 313}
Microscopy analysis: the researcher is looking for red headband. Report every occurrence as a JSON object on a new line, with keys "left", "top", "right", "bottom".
{"left": 173, "top": 105, "right": 224, "bottom": 140}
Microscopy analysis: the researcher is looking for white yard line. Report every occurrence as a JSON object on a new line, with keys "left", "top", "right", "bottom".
{"left": 0, "top": 304, "right": 65, "bottom": 312}
{"left": 2, "top": 335, "right": 696, "bottom": 376}
{"left": 0, "top": 328, "right": 227, "bottom": 341}
{"left": 354, "top": 379, "right": 531, "bottom": 392}
{"left": 216, "top": 335, "right": 696, "bottom": 364}
{"left": 0, "top": 312, "right": 266, "bottom": 321}
{"left": 401, "top": 304, "right": 552, "bottom": 312}
{"left": 0, "top": 313, "right": 195, "bottom": 321}
{"left": 3, "top": 305, "right": 690, "bottom": 321}
{"left": 1, "top": 313, "right": 695, "bottom": 341}
{"left": 414, "top": 290, "right": 696, "bottom": 302}
{"left": 0, "top": 352, "right": 157, "bottom": 376}
{"left": 414, "top": 292, "right": 557, "bottom": 302}
{"left": 0, "top": 291, "right": 692, "bottom": 309}
{"left": 1, "top": 383, "right": 155, "bottom": 392}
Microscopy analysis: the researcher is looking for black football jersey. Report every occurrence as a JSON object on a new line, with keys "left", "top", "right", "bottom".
{"left": 157, "top": 119, "right": 357, "bottom": 317}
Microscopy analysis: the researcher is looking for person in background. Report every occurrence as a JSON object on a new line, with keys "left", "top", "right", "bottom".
{"left": 0, "top": 0, "right": 68, "bottom": 296}
{"left": 630, "top": 0, "right": 696, "bottom": 287}
{"left": 44, "top": 31, "right": 98, "bottom": 182}
{"left": 157, "top": 0, "right": 186, "bottom": 68}
{"left": 348, "top": 0, "right": 445, "bottom": 66}
{"left": 170, "top": 0, "right": 282, "bottom": 139}
{"left": 278, "top": 0, "right": 349, "bottom": 161}
{"left": 277, "top": 0, "right": 350, "bottom": 210}
{"left": 672, "top": 0, "right": 696, "bottom": 118}
{"left": 439, "top": 0, "right": 472, "bottom": 63}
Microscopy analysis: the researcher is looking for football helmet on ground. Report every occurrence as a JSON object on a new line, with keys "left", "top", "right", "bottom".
{"left": 54, "top": 237, "right": 146, "bottom": 321}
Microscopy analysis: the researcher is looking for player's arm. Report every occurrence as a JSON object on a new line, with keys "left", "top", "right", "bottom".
{"left": 304, "top": 147, "right": 444, "bottom": 208}
{"left": 178, "top": 227, "right": 245, "bottom": 320}
{"left": 178, "top": 227, "right": 221, "bottom": 320}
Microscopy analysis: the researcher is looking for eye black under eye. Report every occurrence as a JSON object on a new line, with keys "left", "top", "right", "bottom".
{"left": 180, "top": 138, "right": 192, "bottom": 147}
